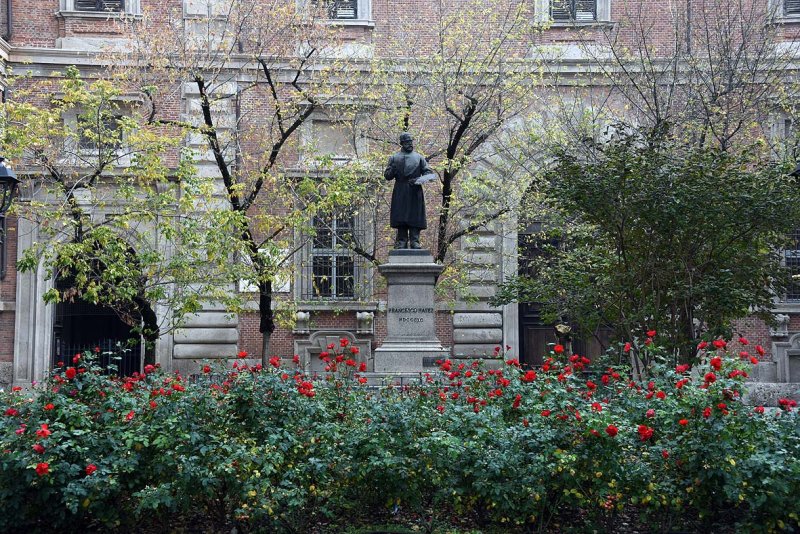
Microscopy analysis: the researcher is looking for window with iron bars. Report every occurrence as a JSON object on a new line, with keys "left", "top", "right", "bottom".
{"left": 785, "top": 228, "right": 800, "bottom": 301}
{"left": 300, "top": 212, "right": 370, "bottom": 300}
{"left": 551, "top": 0, "right": 597, "bottom": 22}
{"left": 787, "top": 0, "right": 800, "bottom": 16}
{"left": 311, "top": 0, "right": 358, "bottom": 20}
{"left": 74, "top": 0, "right": 124, "bottom": 11}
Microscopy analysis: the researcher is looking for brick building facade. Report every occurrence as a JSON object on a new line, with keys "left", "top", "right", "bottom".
{"left": 1, "top": 0, "right": 799, "bottom": 389}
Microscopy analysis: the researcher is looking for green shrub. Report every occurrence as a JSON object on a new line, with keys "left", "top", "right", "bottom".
{"left": 1, "top": 337, "right": 799, "bottom": 532}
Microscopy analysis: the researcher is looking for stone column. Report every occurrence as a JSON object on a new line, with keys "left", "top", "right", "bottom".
{"left": 374, "top": 249, "right": 449, "bottom": 372}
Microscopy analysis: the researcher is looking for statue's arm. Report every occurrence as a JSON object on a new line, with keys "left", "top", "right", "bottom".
{"left": 421, "top": 156, "right": 433, "bottom": 175}
{"left": 384, "top": 156, "right": 395, "bottom": 181}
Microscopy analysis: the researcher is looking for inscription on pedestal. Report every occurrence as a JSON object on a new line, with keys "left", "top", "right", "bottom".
{"left": 374, "top": 251, "right": 450, "bottom": 372}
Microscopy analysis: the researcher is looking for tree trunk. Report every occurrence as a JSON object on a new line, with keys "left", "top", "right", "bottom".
{"left": 259, "top": 279, "right": 274, "bottom": 366}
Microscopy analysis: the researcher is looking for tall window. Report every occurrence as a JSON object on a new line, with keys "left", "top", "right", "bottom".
{"left": 551, "top": 0, "right": 597, "bottom": 22}
{"left": 74, "top": 0, "right": 124, "bottom": 11}
{"left": 786, "top": 0, "right": 800, "bottom": 16}
{"left": 786, "top": 228, "right": 800, "bottom": 301}
{"left": 308, "top": 213, "right": 355, "bottom": 299}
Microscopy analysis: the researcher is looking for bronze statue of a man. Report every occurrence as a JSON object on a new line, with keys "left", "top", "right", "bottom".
{"left": 384, "top": 133, "right": 433, "bottom": 249}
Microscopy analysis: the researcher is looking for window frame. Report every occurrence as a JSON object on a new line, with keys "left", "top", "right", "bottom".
{"left": 308, "top": 212, "right": 357, "bottom": 300}
{"left": 783, "top": 228, "right": 800, "bottom": 302}
{"left": 60, "top": 98, "right": 138, "bottom": 167}
{"left": 59, "top": 0, "right": 141, "bottom": 17}
{"left": 535, "top": 0, "right": 611, "bottom": 25}
{"left": 293, "top": 190, "right": 374, "bottom": 304}
{"left": 301, "top": 0, "right": 373, "bottom": 26}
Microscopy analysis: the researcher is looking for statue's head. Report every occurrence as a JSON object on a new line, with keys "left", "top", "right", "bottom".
{"left": 399, "top": 132, "right": 413, "bottom": 152}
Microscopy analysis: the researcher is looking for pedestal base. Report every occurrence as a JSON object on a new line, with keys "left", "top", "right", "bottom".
{"left": 375, "top": 249, "right": 450, "bottom": 373}
{"left": 373, "top": 343, "right": 450, "bottom": 373}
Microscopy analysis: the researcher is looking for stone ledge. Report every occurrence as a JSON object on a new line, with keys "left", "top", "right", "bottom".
{"left": 0, "top": 301, "right": 15, "bottom": 312}
{"left": 742, "top": 383, "right": 800, "bottom": 406}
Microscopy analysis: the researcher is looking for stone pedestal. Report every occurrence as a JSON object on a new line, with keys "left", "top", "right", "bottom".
{"left": 374, "top": 249, "right": 450, "bottom": 372}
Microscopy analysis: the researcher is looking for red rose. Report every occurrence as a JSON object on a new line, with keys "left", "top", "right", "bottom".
{"left": 637, "top": 425, "right": 654, "bottom": 441}
{"left": 646, "top": 409, "right": 655, "bottom": 418}
{"left": 269, "top": 356, "right": 280, "bottom": 368}
{"left": 704, "top": 372, "right": 716, "bottom": 383}
{"left": 540, "top": 409, "right": 551, "bottom": 417}
{"left": 647, "top": 330, "right": 657, "bottom": 338}
{"left": 65, "top": 367, "right": 76, "bottom": 380}
{"left": 35, "top": 424, "right": 51, "bottom": 438}
{"left": 644, "top": 338, "right": 652, "bottom": 346}
{"left": 553, "top": 344, "right": 564, "bottom": 354}
{"left": 202, "top": 365, "right": 211, "bottom": 374}
{"left": 738, "top": 337, "right": 749, "bottom": 345}
{"left": 522, "top": 417, "right": 529, "bottom": 427}
{"left": 292, "top": 354, "right": 300, "bottom": 364}
{"left": 522, "top": 370, "right": 537, "bottom": 383}
{"left": 605, "top": 424, "right": 618, "bottom": 437}
{"left": 591, "top": 402, "right": 603, "bottom": 412}
{"left": 623, "top": 342, "right": 632, "bottom": 353}
{"left": 32, "top": 443, "right": 45, "bottom": 454}
{"left": 358, "top": 362, "right": 367, "bottom": 372}
{"left": 750, "top": 357, "right": 759, "bottom": 365}
{"left": 126, "top": 410, "right": 135, "bottom": 421}
{"left": 144, "top": 364, "right": 155, "bottom": 374}
{"left": 656, "top": 391, "right": 666, "bottom": 399}
{"left": 662, "top": 449, "right": 669, "bottom": 459}
{"left": 679, "top": 418, "right": 689, "bottom": 426}
{"left": 350, "top": 346, "right": 359, "bottom": 355}
{"left": 512, "top": 394, "right": 522, "bottom": 409}
{"left": 172, "top": 383, "right": 185, "bottom": 392}
{"left": 676, "top": 364, "right": 690, "bottom": 373}
{"left": 35, "top": 462, "right": 49, "bottom": 476}
{"left": 710, "top": 357, "right": 722, "bottom": 371}
{"left": 237, "top": 350, "right": 248, "bottom": 359}
{"left": 44, "top": 403, "right": 54, "bottom": 411}
{"left": 586, "top": 380, "right": 597, "bottom": 390}
{"left": 703, "top": 407, "right": 712, "bottom": 418}
{"left": 754, "top": 406, "right": 765, "bottom": 414}
{"left": 85, "top": 464, "right": 97, "bottom": 476}
{"left": 756, "top": 345, "right": 766, "bottom": 356}
{"left": 72, "top": 354, "right": 81, "bottom": 364}
{"left": 4, "top": 408, "right": 18, "bottom": 417}
{"left": 697, "top": 341, "right": 708, "bottom": 350}
{"left": 712, "top": 339, "right": 726, "bottom": 349}
{"left": 339, "top": 338, "right": 349, "bottom": 348}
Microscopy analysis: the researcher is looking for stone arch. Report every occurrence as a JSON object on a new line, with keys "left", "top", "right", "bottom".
{"left": 13, "top": 220, "right": 164, "bottom": 386}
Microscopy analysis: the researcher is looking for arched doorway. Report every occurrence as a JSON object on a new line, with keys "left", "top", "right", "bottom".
{"left": 49, "top": 243, "right": 158, "bottom": 376}
{"left": 52, "top": 298, "right": 142, "bottom": 376}
{"left": 517, "top": 221, "right": 613, "bottom": 366}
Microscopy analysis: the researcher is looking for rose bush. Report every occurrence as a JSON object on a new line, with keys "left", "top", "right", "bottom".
{"left": 1, "top": 338, "right": 799, "bottom": 532}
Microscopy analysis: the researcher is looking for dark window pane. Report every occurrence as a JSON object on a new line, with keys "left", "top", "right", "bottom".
{"left": 312, "top": 255, "right": 332, "bottom": 297}
{"left": 328, "top": 0, "right": 357, "bottom": 19}
{"left": 787, "top": 228, "right": 800, "bottom": 301}
{"left": 335, "top": 256, "right": 354, "bottom": 298}
{"left": 75, "top": 0, "right": 124, "bottom": 12}
{"left": 78, "top": 114, "right": 122, "bottom": 150}
{"left": 787, "top": 0, "right": 800, "bottom": 16}
{"left": 551, "top": 0, "right": 596, "bottom": 21}
{"left": 313, "top": 216, "right": 333, "bottom": 249}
